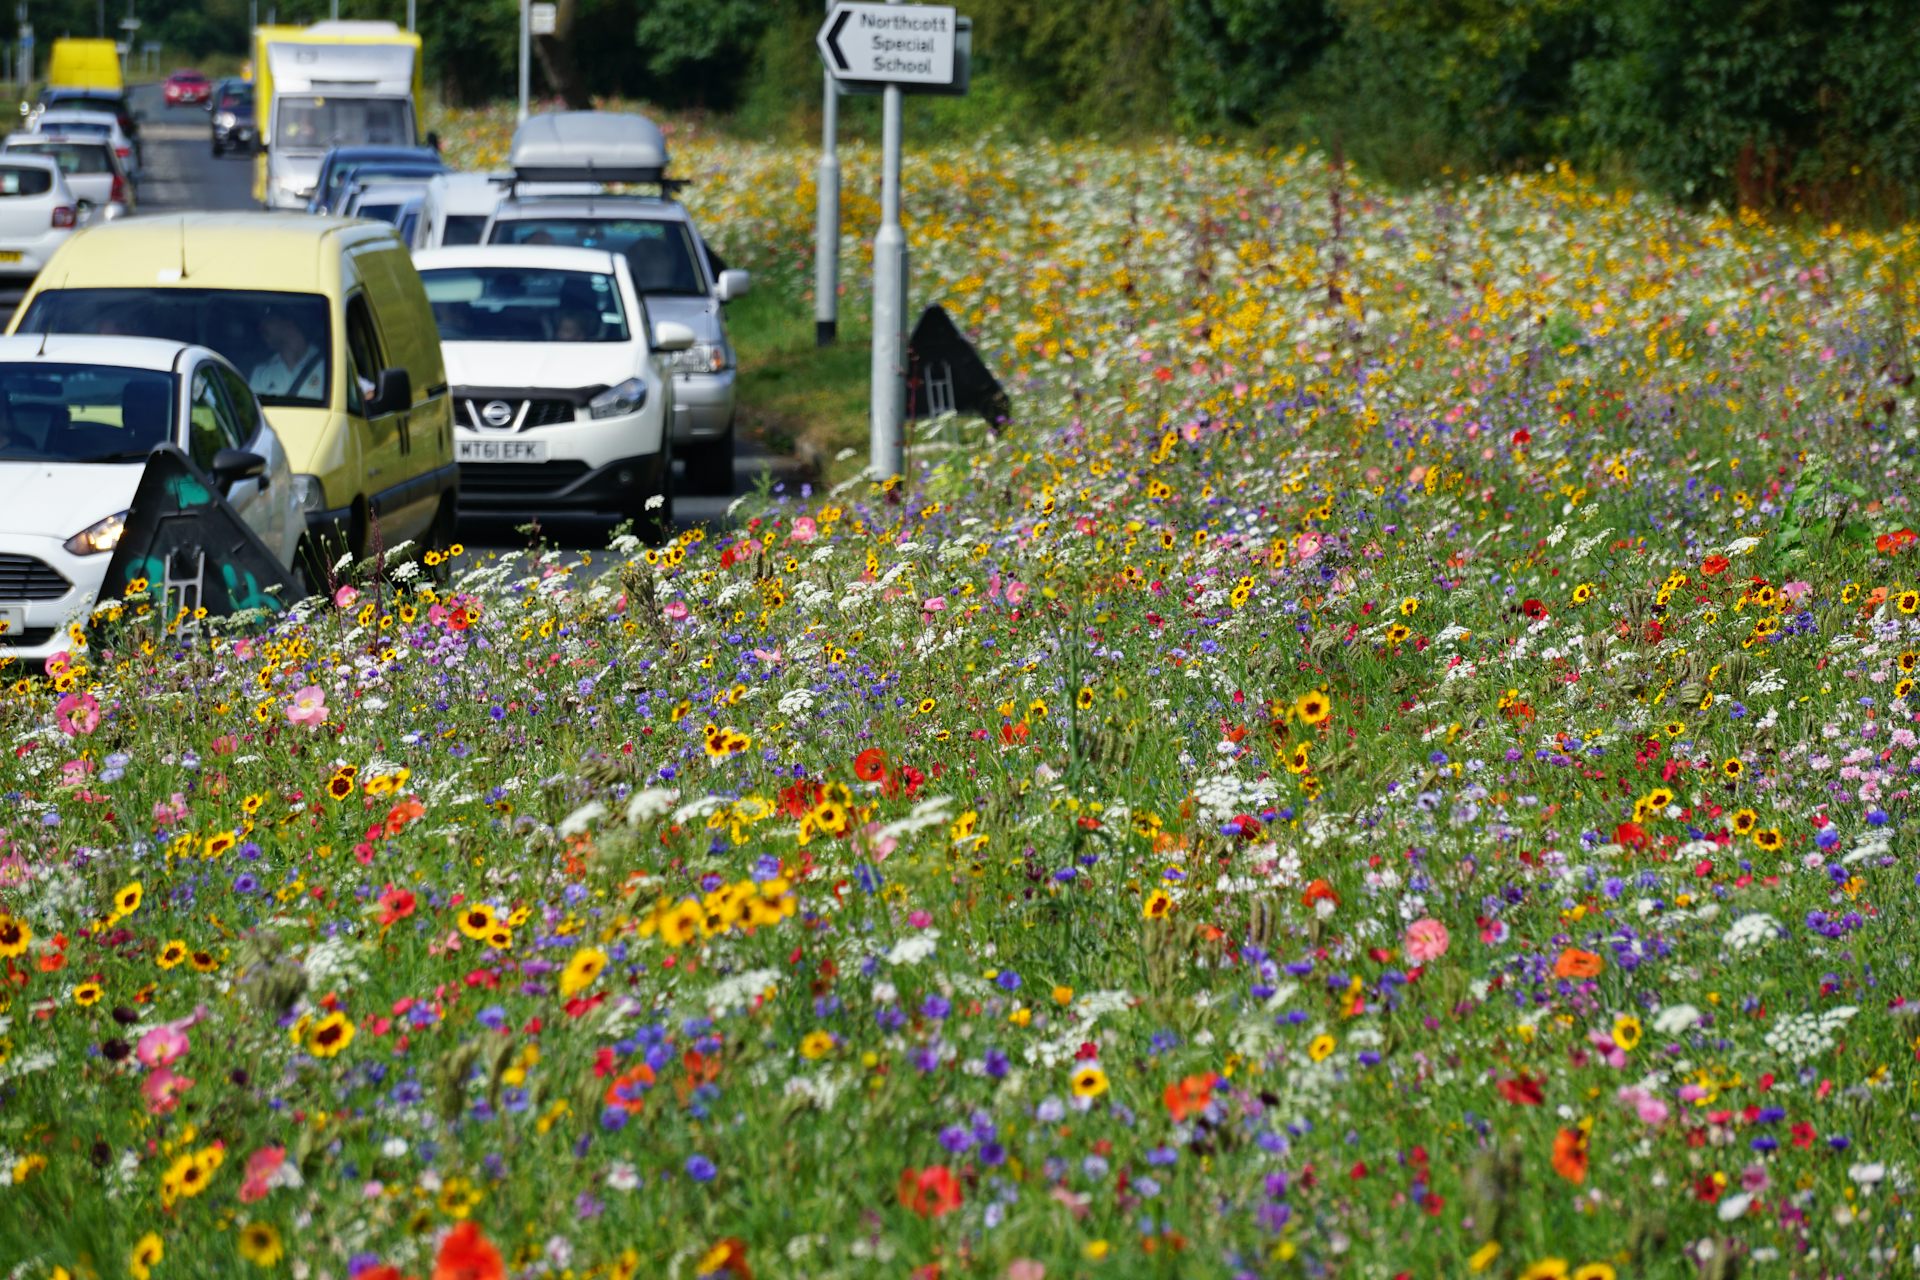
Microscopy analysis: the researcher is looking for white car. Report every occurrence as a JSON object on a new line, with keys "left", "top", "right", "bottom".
{"left": 29, "top": 109, "right": 138, "bottom": 179}
{"left": 0, "top": 155, "right": 81, "bottom": 286}
{"left": 413, "top": 245, "right": 695, "bottom": 541}
{"left": 1, "top": 134, "right": 131, "bottom": 221}
{"left": 0, "top": 336, "right": 303, "bottom": 663}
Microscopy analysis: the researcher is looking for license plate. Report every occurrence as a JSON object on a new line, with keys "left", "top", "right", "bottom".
{"left": 0, "top": 251, "right": 22, "bottom": 264}
{"left": 0, "top": 606, "right": 25, "bottom": 640}
{"left": 458, "top": 439, "right": 549, "bottom": 463}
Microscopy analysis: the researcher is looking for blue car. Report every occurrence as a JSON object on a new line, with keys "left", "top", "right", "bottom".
{"left": 305, "top": 145, "right": 445, "bottom": 216}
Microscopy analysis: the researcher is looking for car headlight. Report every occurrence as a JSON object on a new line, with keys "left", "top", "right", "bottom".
{"left": 65, "top": 511, "right": 127, "bottom": 556}
{"left": 588, "top": 378, "right": 648, "bottom": 420}
{"left": 292, "top": 474, "right": 326, "bottom": 513}
{"left": 667, "top": 343, "right": 729, "bottom": 375}
{"left": 216, "top": 111, "right": 235, "bottom": 127}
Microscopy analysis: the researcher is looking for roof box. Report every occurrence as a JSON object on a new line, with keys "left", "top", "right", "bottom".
{"left": 509, "top": 111, "right": 672, "bottom": 185}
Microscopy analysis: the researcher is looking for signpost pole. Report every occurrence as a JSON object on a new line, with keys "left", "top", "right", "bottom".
{"left": 813, "top": 0, "right": 839, "bottom": 347}
{"left": 517, "top": 0, "right": 530, "bottom": 124}
{"left": 870, "top": 71, "right": 906, "bottom": 479}
{"left": 407, "top": 0, "right": 415, "bottom": 32}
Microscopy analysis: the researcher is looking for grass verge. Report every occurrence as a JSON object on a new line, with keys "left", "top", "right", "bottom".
{"left": 727, "top": 286, "right": 873, "bottom": 482}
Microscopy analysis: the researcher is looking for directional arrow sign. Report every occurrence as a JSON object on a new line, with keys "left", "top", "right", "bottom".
{"left": 817, "top": 3, "right": 957, "bottom": 88}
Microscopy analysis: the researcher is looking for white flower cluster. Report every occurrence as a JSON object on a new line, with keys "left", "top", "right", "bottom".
{"left": 1763, "top": 1006, "right": 1858, "bottom": 1062}
{"left": 1723, "top": 912, "right": 1785, "bottom": 953}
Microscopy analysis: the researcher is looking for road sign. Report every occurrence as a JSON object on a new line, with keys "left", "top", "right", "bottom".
{"left": 530, "top": 2, "right": 556, "bottom": 35}
{"left": 817, "top": 2, "right": 956, "bottom": 88}
{"left": 835, "top": 16, "right": 970, "bottom": 96}
{"left": 118, "top": 16, "right": 140, "bottom": 30}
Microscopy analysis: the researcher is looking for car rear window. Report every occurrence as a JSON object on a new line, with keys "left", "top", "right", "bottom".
{"left": 9, "top": 141, "right": 112, "bottom": 174}
{"left": 0, "top": 166, "right": 53, "bottom": 196}
{"left": 489, "top": 217, "right": 707, "bottom": 296}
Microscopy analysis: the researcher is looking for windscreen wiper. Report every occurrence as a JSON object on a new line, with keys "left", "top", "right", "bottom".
{"left": 84, "top": 447, "right": 159, "bottom": 464}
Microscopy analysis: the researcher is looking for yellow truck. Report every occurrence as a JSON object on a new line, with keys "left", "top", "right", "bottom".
{"left": 47, "top": 38, "right": 124, "bottom": 92}
{"left": 252, "top": 21, "right": 426, "bottom": 210}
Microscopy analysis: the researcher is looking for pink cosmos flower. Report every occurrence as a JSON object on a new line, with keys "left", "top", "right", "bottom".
{"left": 1403, "top": 918, "right": 1450, "bottom": 964}
{"left": 333, "top": 584, "right": 359, "bottom": 609}
{"left": 922, "top": 596, "right": 947, "bottom": 620}
{"left": 790, "top": 516, "right": 817, "bottom": 543}
{"left": 141, "top": 1066, "right": 193, "bottom": 1115}
{"left": 60, "top": 758, "right": 94, "bottom": 787}
{"left": 286, "top": 685, "right": 327, "bottom": 728}
{"left": 1003, "top": 580, "right": 1029, "bottom": 606}
{"left": 152, "top": 793, "right": 189, "bottom": 825}
{"left": 137, "top": 1023, "right": 190, "bottom": 1069}
{"left": 1005, "top": 1263, "right": 1046, "bottom": 1280}
{"left": 1585, "top": 1029, "right": 1626, "bottom": 1069}
{"left": 239, "top": 1146, "right": 287, "bottom": 1204}
{"left": 663, "top": 600, "right": 690, "bottom": 621}
{"left": 854, "top": 822, "right": 898, "bottom": 861}
{"left": 1617, "top": 1085, "right": 1670, "bottom": 1126}
{"left": 54, "top": 691, "right": 100, "bottom": 737}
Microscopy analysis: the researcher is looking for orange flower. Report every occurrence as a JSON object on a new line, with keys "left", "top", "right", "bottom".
{"left": 1551, "top": 1127, "right": 1589, "bottom": 1184}
{"left": 384, "top": 797, "right": 426, "bottom": 836}
{"left": 1554, "top": 948, "right": 1604, "bottom": 979}
{"left": 696, "top": 1238, "right": 753, "bottom": 1279}
{"left": 1163, "top": 1072, "right": 1219, "bottom": 1123}
{"left": 603, "top": 1063, "right": 656, "bottom": 1114}
{"left": 432, "top": 1221, "right": 503, "bottom": 1280}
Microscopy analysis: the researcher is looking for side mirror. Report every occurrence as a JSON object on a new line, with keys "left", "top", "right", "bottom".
{"left": 367, "top": 367, "right": 411, "bottom": 417}
{"left": 653, "top": 321, "right": 697, "bottom": 353}
{"left": 715, "top": 269, "right": 751, "bottom": 303}
{"left": 75, "top": 199, "right": 95, "bottom": 225}
{"left": 427, "top": 130, "right": 442, "bottom": 153}
{"left": 210, "top": 447, "right": 267, "bottom": 484}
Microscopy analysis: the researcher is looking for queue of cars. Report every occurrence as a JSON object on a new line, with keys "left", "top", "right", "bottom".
{"left": 0, "top": 108, "right": 751, "bottom": 665}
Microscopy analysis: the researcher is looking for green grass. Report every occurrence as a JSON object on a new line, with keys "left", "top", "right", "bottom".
{"left": 727, "top": 286, "right": 873, "bottom": 480}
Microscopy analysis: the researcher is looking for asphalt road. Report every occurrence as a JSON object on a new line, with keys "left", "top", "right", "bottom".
{"left": 123, "top": 85, "right": 802, "bottom": 559}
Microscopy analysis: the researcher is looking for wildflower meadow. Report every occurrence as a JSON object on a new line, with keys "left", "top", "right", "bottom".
{"left": 4, "top": 120, "right": 1920, "bottom": 1279}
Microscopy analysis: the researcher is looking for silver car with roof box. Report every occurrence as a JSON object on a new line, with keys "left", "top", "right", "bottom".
{"left": 481, "top": 112, "right": 750, "bottom": 495}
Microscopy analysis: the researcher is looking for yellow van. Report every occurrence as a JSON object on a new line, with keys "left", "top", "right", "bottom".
{"left": 9, "top": 214, "right": 456, "bottom": 558}
{"left": 47, "top": 39, "right": 124, "bottom": 92}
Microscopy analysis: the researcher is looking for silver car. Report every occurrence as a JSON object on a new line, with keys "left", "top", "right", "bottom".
{"left": 480, "top": 112, "right": 749, "bottom": 496}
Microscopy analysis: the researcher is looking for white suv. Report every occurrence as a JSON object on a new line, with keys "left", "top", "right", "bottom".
{"left": 414, "top": 245, "right": 695, "bottom": 541}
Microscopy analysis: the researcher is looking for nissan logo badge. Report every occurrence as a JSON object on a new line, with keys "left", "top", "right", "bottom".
{"left": 480, "top": 400, "right": 515, "bottom": 428}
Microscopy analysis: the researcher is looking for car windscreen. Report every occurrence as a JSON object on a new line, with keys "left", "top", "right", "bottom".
{"left": 441, "top": 214, "right": 487, "bottom": 246}
{"left": 421, "top": 267, "right": 631, "bottom": 344}
{"left": 328, "top": 163, "right": 439, "bottom": 206}
{"left": 19, "top": 289, "right": 333, "bottom": 409}
{"left": 219, "top": 91, "right": 251, "bottom": 112}
{"left": 0, "top": 364, "right": 176, "bottom": 464}
{"left": 0, "top": 166, "right": 53, "bottom": 196}
{"left": 490, "top": 217, "right": 707, "bottom": 296}
{"left": 46, "top": 95, "right": 124, "bottom": 117}
{"left": 277, "top": 96, "right": 415, "bottom": 152}
{"left": 8, "top": 141, "right": 111, "bottom": 174}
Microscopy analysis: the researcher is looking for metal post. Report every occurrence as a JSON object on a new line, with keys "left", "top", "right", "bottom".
{"left": 329, "top": 0, "right": 338, "bottom": 18}
{"left": 869, "top": 72, "right": 906, "bottom": 479}
{"left": 517, "top": 0, "right": 529, "bottom": 123}
{"left": 406, "top": 0, "right": 414, "bottom": 31}
{"left": 814, "top": 0, "right": 840, "bottom": 346}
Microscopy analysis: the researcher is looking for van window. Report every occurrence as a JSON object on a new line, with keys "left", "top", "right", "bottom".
{"left": 441, "top": 214, "right": 486, "bottom": 246}
{"left": 277, "top": 96, "right": 414, "bottom": 151}
{"left": 344, "top": 294, "right": 385, "bottom": 414}
{"left": 0, "top": 166, "right": 53, "bottom": 196}
{"left": 18, "top": 288, "right": 334, "bottom": 409}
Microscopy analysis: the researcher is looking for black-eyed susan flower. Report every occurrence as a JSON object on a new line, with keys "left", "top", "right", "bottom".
{"left": 1307, "top": 1033, "right": 1336, "bottom": 1062}
{"left": 238, "top": 1221, "right": 283, "bottom": 1268}
{"left": 1142, "top": 889, "right": 1173, "bottom": 919}
{"left": 73, "top": 982, "right": 103, "bottom": 1006}
{"left": 1069, "top": 1064, "right": 1109, "bottom": 1098}
{"left": 1752, "top": 827, "right": 1783, "bottom": 852}
{"left": 156, "top": 939, "right": 187, "bottom": 969}
{"left": 1731, "top": 809, "right": 1758, "bottom": 835}
{"left": 307, "top": 1012, "right": 355, "bottom": 1058}
{"left": 456, "top": 903, "right": 497, "bottom": 940}
{"left": 0, "top": 915, "right": 29, "bottom": 959}
{"left": 114, "top": 882, "right": 142, "bottom": 915}
{"left": 1295, "top": 690, "right": 1330, "bottom": 725}
{"left": 1722, "top": 757, "right": 1743, "bottom": 779}
{"left": 559, "top": 946, "right": 607, "bottom": 998}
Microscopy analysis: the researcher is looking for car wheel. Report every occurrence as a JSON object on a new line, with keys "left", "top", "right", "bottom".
{"left": 683, "top": 424, "right": 734, "bottom": 496}
{"left": 632, "top": 449, "right": 673, "bottom": 547}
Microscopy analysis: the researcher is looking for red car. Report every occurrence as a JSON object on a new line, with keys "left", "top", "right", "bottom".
{"left": 163, "top": 70, "right": 210, "bottom": 106}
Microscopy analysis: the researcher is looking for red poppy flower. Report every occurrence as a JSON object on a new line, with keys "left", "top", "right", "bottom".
{"left": 897, "top": 1164, "right": 963, "bottom": 1217}
{"left": 433, "top": 1221, "right": 504, "bottom": 1280}
{"left": 853, "top": 748, "right": 890, "bottom": 783}
{"left": 779, "top": 780, "right": 824, "bottom": 818}
{"left": 1511, "top": 429, "right": 1531, "bottom": 446}
{"left": 1301, "top": 878, "right": 1340, "bottom": 910}
{"left": 377, "top": 886, "right": 416, "bottom": 926}
{"left": 1701, "top": 555, "right": 1730, "bottom": 575}
{"left": 1521, "top": 598, "right": 1549, "bottom": 621}
{"left": 1615, "top": 821, "right": 1648, "bottom": 850}
{"left": 604, "top": 1063, "right": 656, "bottom": 1113}
{"left": 1497, "top": 1074, "right": 1544, "bottom": 1105}
{"left": 1876, "top": 528, "right": 1916, "bottom": 554}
